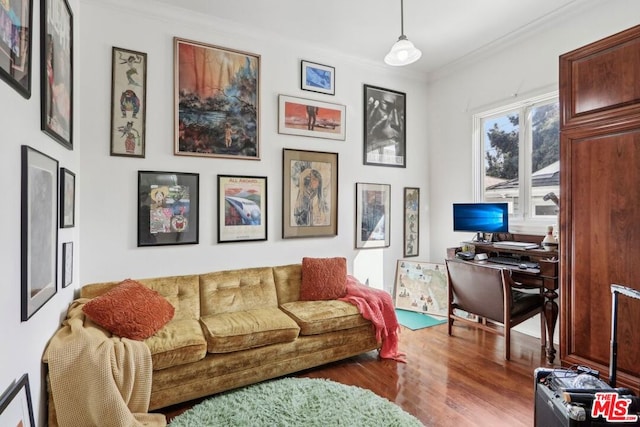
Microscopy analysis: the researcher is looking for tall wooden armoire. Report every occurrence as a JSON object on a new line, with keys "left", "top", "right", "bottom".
{"left": 559, "top": 24, "right": 640, "bottom": 393}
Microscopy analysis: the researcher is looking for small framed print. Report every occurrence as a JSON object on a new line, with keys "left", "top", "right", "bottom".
{"left": 217, "top": 175, "right": 267, "bottom": 243}
{"left": 278, "top": 95, "right": 346, "bottom": 141}
{"left": 62, "top": 241, "right": 73, "bottom": 287}
{"left": 301, "top": 60, "right": 335, "bottom": 95}
{"left": 403, "top": 187, "right": 419, "bottom": 257}
{"left": 60, "top": 167, "right": 75, "bottom": 228}
{"left": 355, "top": 182, "right": 390, "bottom": 249}
{"left": 364, "top": 84, "right": 406, "bottom": 167}
{"left": 0, "top": 374, "right": 35, "bottom": 427}
{"left": 0, "top": 0, "right": 33, "bottom": 99}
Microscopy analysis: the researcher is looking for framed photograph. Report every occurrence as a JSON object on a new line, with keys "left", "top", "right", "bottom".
{"left": 355, "top": 182, "right": 390, "bottom": 249}
{"left": 62, "top": 241, "right": 73, "bottom": 287}
{"left": 394, "top": 260, "right": 447, "bottom": 317}
{"left": 283, "top": 149, "right": 338, "bottom": 238}
{"left": 301, "top": 60, "right": 334, "bottom": 95}
{"left": 21, "top": 145, "right": 58, "bottom": 321}
{"left": 41, "top": 0, "right": 73, "bottom": 149}
{"left": 0, "top": 0, "right": 32, "bottom": 98}
{"left": 217, "top": 175, "right": 267, "bottom": 243}
{"left": 59, "top": 167, "right": 75, "bottom": 228}
{"left": 278, "top": 95, "right": 346, "bottom": 141}
{"left": 403, "top": 187, "right": 419, "bottom": 257}
{"left": 174, "top": 37, "right": 260, "bottom": 160}
{"left": 110, "top": 46, "right": 146, "bottom": 157}
{"left": 363, "top": 84, "right": 406, "bottom": 167}
{"left": 138, "top": 171, "right": 199, "bottom": 247}
{"left": 0, "top": 374, "right": 35, "bottom": 427}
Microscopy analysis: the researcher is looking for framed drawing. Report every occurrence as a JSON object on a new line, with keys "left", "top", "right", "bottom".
{"left": 110, "top": 46, "right": 146, "bottom": 157}
{"left": 403, "top": 187, "right": 419, "bottom": 257}
{"left": 41, "top": 0, "right": 73, "bottom": 149}
{"left": 0, "top": 374, "right": 35, "bottom": 427}
{"left": 394, "top": 260, "right": 448, "bottom": 317}
{"left": 59, "top": 167, "right": 75, "bottom": 228}
{"left": 217, "top": 175, "right": 267, "bottom": 243}
{"left": 0, "top": 0, "right": 32, "bottom": 98}
{"left": 174, "top": 37, "right": 260, "bottom": 160}
{"left": 301, "top": 60, "right": 334, "bottom": 95}
{"left": 278, "top": 95, "right": 345, "bottom": 141}
{"left": 62, "top": 241, "right": 73, "bottom": 287}
{"left": 363, "top": 84, "right": 406, "bottom": 167}
{"left": 138, "top": 171, "right": 199, "bottom": 247}
{"left": 355, "top": 182, "right": 390, "bottom": 248}
{"left": 283, "top": 149, "right": 338, "bottom": 238}
{"left": 21, "top": 145, "right": 58, "bottom": 321}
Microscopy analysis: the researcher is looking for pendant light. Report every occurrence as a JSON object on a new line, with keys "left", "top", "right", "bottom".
{"left": 384, "top": 0, "right": 422, "bottom": 66}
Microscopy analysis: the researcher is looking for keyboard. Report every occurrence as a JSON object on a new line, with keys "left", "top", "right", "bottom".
{"left": 487, "top": 256, "right": 539, "bottom": 269}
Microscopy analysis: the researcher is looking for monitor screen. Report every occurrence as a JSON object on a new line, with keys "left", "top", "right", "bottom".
{"left": 453, "top": 202, "right": 509, "bottom": 234}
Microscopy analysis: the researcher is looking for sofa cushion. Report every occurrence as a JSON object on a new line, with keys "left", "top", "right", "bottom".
{"left": 200, "top": 307, "right": 300, "bottom": 353}
{"left": 145, "top": 319, "right": 207, "bottom": 371}
{"left": 300, "top": 257, "right": 347, "bottom": 301}
{"left": 280, "top": 300, "right": 371, "bottom": 335}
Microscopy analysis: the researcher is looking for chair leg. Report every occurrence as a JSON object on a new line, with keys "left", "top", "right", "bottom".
{"left": 505, "top": 327, "right": 511, "bottom": 360}
{"left": 448, "top": 316, "right": 453, "bottom": 336}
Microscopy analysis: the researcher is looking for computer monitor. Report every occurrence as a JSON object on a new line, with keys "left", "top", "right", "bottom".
{"left": 453, "top": 202, "right": 509, "bottom": 242}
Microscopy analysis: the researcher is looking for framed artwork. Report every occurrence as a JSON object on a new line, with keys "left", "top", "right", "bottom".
{"left": 278, "top": 95, "right": 346, "bottom": 141}
{"left": 174, "top": 37, "right": 260, "bottom": 160}
{"left": 21, "top": 145, "right": 58, "bottom": 321}
{"left": 110, "top": 46, "right": 146, "bottom": 157}
{"left": 0, "top": 374, "right": 35, "bottom": 427}
{"left": 137, "top": 171, "right": 199, "bottom": 247}
{"left": 301, "top": 60, "right": 335, "bottom": 95}
{"left": 0, "top": 0, "right": 32, "bottom": 98}
{"left": 282, "top": 149, "right": 338, "bottom": 238}
{"left": 355, "top": 182, "right": 390, "bottom": 249}
{"left": 403, "top": 187, "right": 419, "bottom": 257}
{"left": 59, "top": 167, "right": 75, "bottom": 228}
{"left": 217, "top": 174, "right": 267, "bottom": 243}
{"left": 62, "top": 241, "right": 73, "bottom": 287}
{"left": 394, "top": 260, "right": 448, "bottom": 317}
{"left": 40, "top": 0, "right": 73, "bottom": 149}
{"left": 363, "top": 84, "right": 406, "bottom": 167}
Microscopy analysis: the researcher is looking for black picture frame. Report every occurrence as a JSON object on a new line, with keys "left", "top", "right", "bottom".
{"left": 217, "top": 175, "right": 268, "bottom": 243}
{"left": 62, "top": 241, "right": 73, "bottom": 287}
{"left": 0, "top": 0, "right": 33, "bottom": 99}
{"left": 59, "top": 167, "right": 75, "bottom": 228}
{"left": 138, "top": 171, "right": 199, "bottom": 247}
{"left": 363, "top": 84, "right": 406, "bottom": 168}
{"left": 301, "top": 60, "right": 335, "bottom": 95}
{"left": 355, "top": 182, "right": 390, "bottom": 249}
{"left": 0, "top": 374, "right": 35, "bottom": 426}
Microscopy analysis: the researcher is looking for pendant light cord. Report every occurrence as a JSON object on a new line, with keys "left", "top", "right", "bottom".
{"left": 400, "top": 0, "right": 405, "bottom": 37}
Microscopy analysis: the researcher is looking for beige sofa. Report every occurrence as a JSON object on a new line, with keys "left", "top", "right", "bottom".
{"left": 46, "top": 263, "right": 380, "bottom": 425}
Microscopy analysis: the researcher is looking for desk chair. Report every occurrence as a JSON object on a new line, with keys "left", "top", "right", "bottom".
{"left": 445, "top": 258, "right": 545, "bottom": 360}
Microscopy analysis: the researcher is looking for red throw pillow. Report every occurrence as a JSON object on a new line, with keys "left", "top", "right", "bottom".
{"left": 82, "top": 279, "right": 175, "bottom": 340}
{"left": 300, "top": 257, "right": 347, "bottom": 301}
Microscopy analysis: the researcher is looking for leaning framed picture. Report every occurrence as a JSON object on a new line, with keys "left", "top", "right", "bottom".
{"left": 355, "top": 182, "right": 390, "bottom": 248}
{"left": 41, "top": 0, "right": 73, "bottom": 149}
{"left": 110, "top": 46, "right": 147, "bottom": 157}
{"left": 59, "top": 167, "right": 75, "bottom": 228}
{"left": 393, "top": 260, "right": 448, "bottom": 317}
{"left": 21, "top": 145, "right": 58, "bottom": 321}
{"left": 0, "top": 374, "right": 35, "bottom": 427}
{"left": 174, "top": 37, "right": 260, "bottom": 160}
{"left": 217, "top": 175, "right": 267, "bottom": 243}
{"left": 278, "top": 95, "right": 346, "bottom": 141}
{"left": 138, "top": 171, "right": 199, "bottom": 247}
{"left": 403, "top": 187, "right": 419, "bottom": 257}
{"left": 0, "top": 0, "right": 33, "bottom": 99}
{"left": 363, "top": 84, "right": 406, "bottom": 167}
{"left": 301, "top": 60, "right": 335, "bottom": 95}
{"left": 62, "top": 241, "right": 73, "bottom": 288}
{"left": 283, "top": 149, "right": 338, "bottom": 238}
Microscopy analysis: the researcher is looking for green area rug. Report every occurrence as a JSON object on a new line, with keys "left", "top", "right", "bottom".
{"left": 169, "top": 377, "right": 423, "bottom": 426}
{"left": 395, "top": 308, "right": 447, "bottom": 330}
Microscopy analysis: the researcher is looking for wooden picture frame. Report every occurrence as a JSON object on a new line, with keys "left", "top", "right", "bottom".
{"left": 0, "top": 374, "right": 35, "bottom": 426}
{"left": 174, "top": 37, "right": 260, "bottom": 160}
{"left": 21, "top": 145, "right": 58, "bottom": 321}
{"left": 217, "top": 174, "right": 267, "bottom": 243}
{"left": 40, "top": 0, "right": 73, "bottom": 149}
{"left": 363, "top": 84, "right": 406, "bottom": 167}
{"left": 59, "top": 167, "right": 75, "bottom": 228}
{"left": 0, "top": 0, "right": 32, "bottom": 98}
{"left": 394, "top": 260, "right": 448, "bottom": 317}
{"left": 137, "top": 171, "right": 199, "bottom": 247}
{"left": 282, "top": 149, "right": 338, "bottom": 238}
{"left": 301, "top": 60, "right": 335, "bottom": 95}
{"left": 62, "top": 241, "right": 73, "bottom": 288}
{"left": 278, "top": 95, "right": 346, "bottom": 141}
{"left": 355, "top": 182, "right": 390, "bottom": 248}
{"left": 110, "top": 46, "right": 146, "bottom": 157}
{"left": 403, "top": 187, "right": 419, "bottom": 257}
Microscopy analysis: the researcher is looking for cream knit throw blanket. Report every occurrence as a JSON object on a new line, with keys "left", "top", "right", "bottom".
{"left": 43, "top": 299, "right": 166, "bottom": 427}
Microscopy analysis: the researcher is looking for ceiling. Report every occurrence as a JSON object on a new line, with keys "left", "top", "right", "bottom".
{"left": 153, "top": 0, "right": 596, "bottom": 75}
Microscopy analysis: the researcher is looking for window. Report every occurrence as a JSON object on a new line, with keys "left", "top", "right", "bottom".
{"left": 473, "top": 92, "right": 559, "bottom": 233}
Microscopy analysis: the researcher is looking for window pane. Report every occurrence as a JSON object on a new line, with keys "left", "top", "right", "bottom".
{"left": 483, "top": 112, "right": 519, "bottom": 212}
{"left": 530, "top": 102, "right": 559, "bottom": 218}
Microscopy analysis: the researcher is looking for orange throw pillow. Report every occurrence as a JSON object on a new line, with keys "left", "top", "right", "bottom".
{"left": 82, "top": 279, "right": 175, "bottom": 340}
{"left": 300, "top": 257, "right": 347, "bottom": 301}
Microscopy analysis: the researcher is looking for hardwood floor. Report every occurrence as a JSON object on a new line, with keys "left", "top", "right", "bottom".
{"left": 160, "top": 323, "right": 559, "bottom": 426}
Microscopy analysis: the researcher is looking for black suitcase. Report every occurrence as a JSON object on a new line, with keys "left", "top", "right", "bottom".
{"left": 534, "top": 284, "right": 640, "bottom": 426}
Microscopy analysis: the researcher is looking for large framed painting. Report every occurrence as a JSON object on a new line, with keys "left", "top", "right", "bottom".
{"left": 217, "top": 174, "right": 267, "bottom": 243}
{"left": 283, "top": 149, "right": 338, "bottom": 238}
{"left": 0, "top": 0, "right": 32, "bottom": 98}
{"left": 363, "top": 84, "right": 406, "bottom": 167}
{"left": 403, "top": 187, "right": 419, "bottom": 257}
{"left": 0, "top": 374, "right": 35, "bottom": 427}
{"left": 21, "top": 145, "right": 58, "bottom": 321}
{"left": 278, "top": 95, "right": 346, "bottom": 141}
{"left": 41, "top": 0, "right": 73, "bottom": 149}
{"left": 138, "top": 171, "right": 199, "bottom": 247}
{"left": 301, "top": 60, "right": 335, "bottom": 95}
{"left": 174, "top": 37, "right": 260, "bottom": 160}
{"left": 355, "top": 182, "right": 390, "bottom": 248}
{"left": 393, "top": 260, "right": 448, "bottom": 317}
